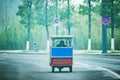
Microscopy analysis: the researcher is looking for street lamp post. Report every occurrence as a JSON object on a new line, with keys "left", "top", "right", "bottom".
{"left": 26, "top": 1, "right": 32, "bottom": 50}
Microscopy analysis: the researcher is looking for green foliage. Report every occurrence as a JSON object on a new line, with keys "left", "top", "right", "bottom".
{"left": 16, "top": 0, "right": 35, "bottom": 28}
{"left": 115, "top": 28, "right": 120, "bottom": 50}
{"left": 113, "top": 0, "right": 120, "bottom": 28}
{"left": 0, "top": 0, "right": 120, "bottom": 50}
{"left": 78, "top": 5, "right": 88, "bottom": 15}
{"left": 0, "top": 0, "right": 20, "bottom": 31}
{"left": 34, "top": 0, "right": 46, "bottom": 26}
{"left": 59, "top": 8, "right": 68, "bottom": 21}
{"left": 0, "top": 22, "right": 27, "bottom": 50}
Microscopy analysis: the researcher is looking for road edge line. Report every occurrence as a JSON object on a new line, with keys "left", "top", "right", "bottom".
{"left": 98, "top": 67, "right": 120, "bottom": 79}
{"left": 75, "top": 62, "right": 120, "bottom": 79}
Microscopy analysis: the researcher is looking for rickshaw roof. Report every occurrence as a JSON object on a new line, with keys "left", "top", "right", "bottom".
{"left": 50, "top": 35, "right": 74, "bottom": 39}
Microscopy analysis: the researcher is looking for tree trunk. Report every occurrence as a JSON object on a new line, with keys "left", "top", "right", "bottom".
{"left": 46, "top": 0, "right": 50, "bottom": 52}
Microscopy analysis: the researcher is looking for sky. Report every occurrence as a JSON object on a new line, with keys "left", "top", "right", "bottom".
{"left": 71, "top": 0, "right": 83, "bottom": 5}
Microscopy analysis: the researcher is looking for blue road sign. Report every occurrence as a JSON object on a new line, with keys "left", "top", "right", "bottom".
{"left": 102, "top": 16, "right": 110, "bottom": 25}
{"left": 55, "top": 18, "right": 59, "bottom": 23}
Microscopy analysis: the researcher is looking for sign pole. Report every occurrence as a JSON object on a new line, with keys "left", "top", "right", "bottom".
{"left": 102, "top": 24, "right": 107, "bottom": 53}
{"left": 55, "top": 0, "right": 58, "bottom": 35}
{"left": 55, "top": 15, "right": 59, "bottom": 35}
{"left": 102, "top": 16, "right": 110, "bottom": 53}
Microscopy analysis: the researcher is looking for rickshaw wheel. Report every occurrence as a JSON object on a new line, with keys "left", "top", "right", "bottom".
{"left": 59, "top": 68, "right": 61, "bottom": 72}
{"left": 52, "top": 67, "right": 54, "bottom": 72}
{"left": 69, "top": 66, "right": 72, "bottom": 72}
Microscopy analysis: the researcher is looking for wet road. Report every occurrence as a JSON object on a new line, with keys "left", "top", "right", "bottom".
{"left": 0, "top": 53, "right": 120, "bottom": 80}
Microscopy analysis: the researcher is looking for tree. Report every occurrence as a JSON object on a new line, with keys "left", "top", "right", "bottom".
{"left": 16, "top": 0, "right": 35, "bottom": 28}
{"left": 78, "top": 0, "right": 101, "bottom": 50}
{"left": 0, "top": 0, "right": 20, "bottom": 32}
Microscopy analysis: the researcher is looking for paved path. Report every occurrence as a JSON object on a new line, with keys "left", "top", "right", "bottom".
{"left": 0, "top": 53, "right": 120, "bottom": 80}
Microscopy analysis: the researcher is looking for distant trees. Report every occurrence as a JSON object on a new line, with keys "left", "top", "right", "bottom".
{"left": 0, "top": 0, "right": 120, "bottom": 50}
{"left": 0, "top": 0, "right": 20, "bottom": 32}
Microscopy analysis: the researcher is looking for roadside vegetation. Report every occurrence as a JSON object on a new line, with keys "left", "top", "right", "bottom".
{"left": 0, "top": 0, "right": 120, "bottom": 50}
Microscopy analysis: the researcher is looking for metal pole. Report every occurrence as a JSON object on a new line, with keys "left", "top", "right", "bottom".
{"left": 101, "top": 0, "right": 107, "bottom": 53}
{"left": 102, "top": 24, "right": 107, "bottom": 53}
{"left": 26, "top": 2, "right": 32, "bottom": 50}
{"left": 56, "top": 0, "right": 58, "bottom": 35}
{"left": 88, "top": 0, "right": 91, "bottom": 50}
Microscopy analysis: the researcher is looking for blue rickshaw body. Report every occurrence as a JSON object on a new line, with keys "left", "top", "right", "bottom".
{"left": 51, "top": 47, "right": 73, "bottom": 58}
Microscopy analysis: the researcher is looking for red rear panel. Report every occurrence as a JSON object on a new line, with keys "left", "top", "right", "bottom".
{"left": 50, "top": 58, "right": 72, "bottom": 66}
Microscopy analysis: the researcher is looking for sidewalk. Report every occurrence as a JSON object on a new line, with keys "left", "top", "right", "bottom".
{"left": 0, "top": 50, "right": 47, "bottom": 54}
{"left": 74, "top": 50, "right": 120, "bottom": 54}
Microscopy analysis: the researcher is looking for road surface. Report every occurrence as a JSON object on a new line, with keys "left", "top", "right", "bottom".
{"left": 0, "top": 53, "right": 120, "bottom": 80}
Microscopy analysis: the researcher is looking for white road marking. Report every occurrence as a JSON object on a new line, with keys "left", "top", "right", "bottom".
{"left": 98, "top": 67, "right": 120, "bottom": 79}
{"left": 75, "top": 62, "right": 120, "bottom": 79}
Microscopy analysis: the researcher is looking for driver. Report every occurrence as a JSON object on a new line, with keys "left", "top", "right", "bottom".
{"left": 57, "top": 40, "right": 66, "bottom": 47}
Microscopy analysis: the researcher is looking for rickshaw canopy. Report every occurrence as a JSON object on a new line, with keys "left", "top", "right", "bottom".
{"left": 50, "top": 35, "right": 74, "bottom": 47}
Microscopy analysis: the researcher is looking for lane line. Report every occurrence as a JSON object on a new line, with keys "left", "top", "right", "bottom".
{"left": 97, "top": 67, "right": 120, "bottom": 79}
{"left": 75, "top": 62, "right": 120, "bottom": 79}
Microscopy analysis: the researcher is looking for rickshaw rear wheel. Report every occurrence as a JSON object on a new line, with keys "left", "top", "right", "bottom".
{"left": 52, "top": 67, "right": 55, "bottom": 72}
{"left": 59, "top": 68, "right": 61, "bottom": 72}
{"left": 69, "top": 66, "right": 72, "bottom": 72}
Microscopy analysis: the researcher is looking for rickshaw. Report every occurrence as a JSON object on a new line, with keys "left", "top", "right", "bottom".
{"left": 50, "top": 35, "right": 73, "bottom": 72}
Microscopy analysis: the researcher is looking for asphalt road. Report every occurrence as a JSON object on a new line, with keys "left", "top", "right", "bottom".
{"left": 0, "top": 53, "right": 120, "bottom": 80}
